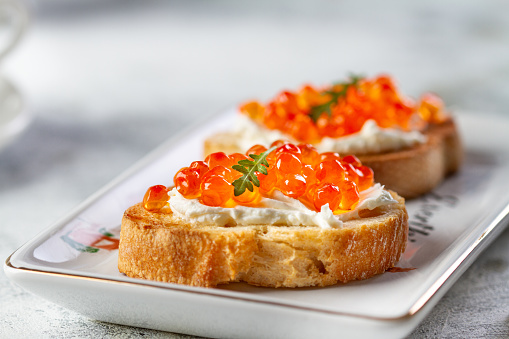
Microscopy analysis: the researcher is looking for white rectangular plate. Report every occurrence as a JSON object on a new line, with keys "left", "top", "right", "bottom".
{"left": 5, "top": 110, "right": 509, "bottom": 339}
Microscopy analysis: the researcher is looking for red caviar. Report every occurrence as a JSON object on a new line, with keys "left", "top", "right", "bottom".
{"left": 298, "top": 144, "right": 320, "bottom": 166}
{"left": 190, "top": 161, "right": 209, "bottom": 177}
{"left": 233, "top": 186, "right": 261, "bottom": 205}
{"left": 258, "top": 165, "right": 277, "bottom": 193}
{"left": 200, "top": 175, "right": 233, "bottom": 207}
{"left": 174, "top": 167, "right": 201, "bottom": 199}
{"left": 246, "top": 144, "right": 267, "bottom": 156}
{"left": 316, "top": 160, "right": 346, "bottom": 184}
{"left": 338, "top": 181, "right": 360, "bottom": 210}
{"left": 356, "top": 165, "right": 374, "bottom": 191}
{"left": 313, "top": 183, "right": 342, "bottom": 211}
{"left": 238, "top": 75, "right": 448, "bottom": 143}
{"left": 228, "top": 153, "right": 249, "bottom": 168}
{"left": 278, "top": 174, "right": 307, "bottom": 198}
{"left": 143, "top": 185, "right": 169, "bottom": 212}
{"left": 205, "top": 152, "right": 230, "bottom": 168}
{"left": 276, "top": 152, "right": 303, "bottom": 177}
{"left": 143, "top": 143, "right": 375, "bottom": 213}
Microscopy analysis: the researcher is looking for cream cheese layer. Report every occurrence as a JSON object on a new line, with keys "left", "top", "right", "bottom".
{"left": 167, "top": 184, "right": 397, "bottom": 228}
{"left": 234, "top": 114, "right": 426, "bottom": 155}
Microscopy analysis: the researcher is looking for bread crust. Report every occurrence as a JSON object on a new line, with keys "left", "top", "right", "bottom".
{"left": 203, "top": 119, "right": 462, "bottom": 199}
{"left": 118, "top": 192, "right": 408, "bottom": 288}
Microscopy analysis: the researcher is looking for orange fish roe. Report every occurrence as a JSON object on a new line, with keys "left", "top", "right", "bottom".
{"left": 173, "top": 167, "right": 202, "bottom": 199}
{"left": 238, "top": 75, "right": 448, "bottom": 144}
{"left": 418, "top": 92, "right": 448, "bottom": 124}
{"left": 143, "top": 143, "right": 376, "bottom": 215}
{"left": 143, "top": 185, "right": 170, "bottom": 212}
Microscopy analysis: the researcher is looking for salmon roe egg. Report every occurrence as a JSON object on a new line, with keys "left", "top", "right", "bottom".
{"left": 270, "top": 139, "right": 289, "bottom": 148}
{"left": 341, "top": 155, "right": 362, "bottom": 167}
{"left": 189, "top": 161, "right": 209, "bottom": 177}
{"left": 174, "top": 167, "right": 201, "bottom": 198}
{"left": 418, "top": 92, "right": 446, "bottom": 124}
{"left": 316, "top": 160, "right": 346, "bottom": 183}
{"left": 258, "top": 165, "right": 278, "bottom": 193}
{"left": 298, "top": 144, "right": 320, "bottom": 166}
{"left": 338, "top": 180, "right": 360, "bottom": 210}
{"left": 275, "top": 90, "right": 300, "bottom": 112}
{"left": 356, "top": 165, "right": 374, "bottom": 191}
{"left": 317, "top": 113, "right": 347, "bottom": 138}
{"left": 239, "top": 101, "right": 265, "bottom": 120}
{"left": 301, "top": 164, "right": 316, "bottom": 186}
{"left": 276, "top": 152, "right": 303, "bottom": 177}
{"left": 229, "top": 152, "right": 249, "bottom": 164}
{"left": 201, "top": 165, "right": 233, "bottom": 183}
{"left": 296, "top": 85, "right": 324, "bottom": 110}
{"left": 263, "top": 103, "right": 287, "bottom": 130}
{"left": 233, "top": 186, "right": 261, "bottom": 205}
{"left": 227, "top": 153, "right": 249, "bottom": 178}
{"left": 288, "top": 114, "right": 321, "bottom": 144}
{"left": 278, "top": 174, "right": 307, "bottom": 198}
{"left": 266, "top": 140, "right": 288, "bottom": 164}
{"left": 246, "top": 144, "right": 267, "bottom": 156}
{"left": 275, "top": 143, "right": 301, "bottom": 157}
{"left": 320, "top": 152, "right": 342, "bottom": 162}
{"left": 205, "top": 152, "right": 230, "bottom": 168}
{"left": 313, "top": 183, "right": 341, "bottom": 211}
{"left": 143, "top": 185, "right": 169, "bottom": 212}
{"left": 200, "top": 176, "right": 232, "bottom": 207}
{"left": 305, "top": 182, "right": 319, "bottom": 203}
{"left": 344, "top": 163, "right": 361, "bottom": 184}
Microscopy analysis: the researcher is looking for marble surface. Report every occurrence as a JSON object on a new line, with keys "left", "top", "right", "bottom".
{"left": 1, "top": 1, "right": 508, "bottom": 338}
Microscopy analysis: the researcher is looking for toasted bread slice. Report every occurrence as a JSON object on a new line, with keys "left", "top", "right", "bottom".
{"left": 118, "top": 192, "right": 408, "bottom": 288}
{"left": 203, "top": 119, "right": 462, "bottom": 199}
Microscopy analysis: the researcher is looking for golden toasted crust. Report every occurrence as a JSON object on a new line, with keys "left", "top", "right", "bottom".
{"left": 425, "top": 118, "right": 463, "bottom": 174}
{"left": 203, "top": 119, "right": 462, "bottom": 199}
{"left": 359, "top": 119, "right": 463, "bottom": 198}
{"left": 118, "top": 192, "right": 408, "bottom": 288}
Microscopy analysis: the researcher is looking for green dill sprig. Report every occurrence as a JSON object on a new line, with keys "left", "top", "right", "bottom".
{"left": 308, "top": 74, "right": 364, "bottom": 123}
{"left": 231, "top": 146, "right": 277, "bottom": 196}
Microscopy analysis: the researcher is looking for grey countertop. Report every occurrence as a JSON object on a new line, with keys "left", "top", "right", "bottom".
{"left": 1, "top": 1, "right": 508, "bottom": 338}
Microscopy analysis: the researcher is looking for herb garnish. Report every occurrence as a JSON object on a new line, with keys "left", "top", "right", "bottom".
{"left": 308, "top": 75, "right": 363, "bottom": 123}
{"left": 232, "top": 146, "right": 277, "bottom": 196}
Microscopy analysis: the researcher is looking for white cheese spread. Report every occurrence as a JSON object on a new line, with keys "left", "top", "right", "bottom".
{"left": 233, "top": 114, "right": 426, "bottom": 154}
{"left": 167, "top": 184, "right": 397, "bottom": 229}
